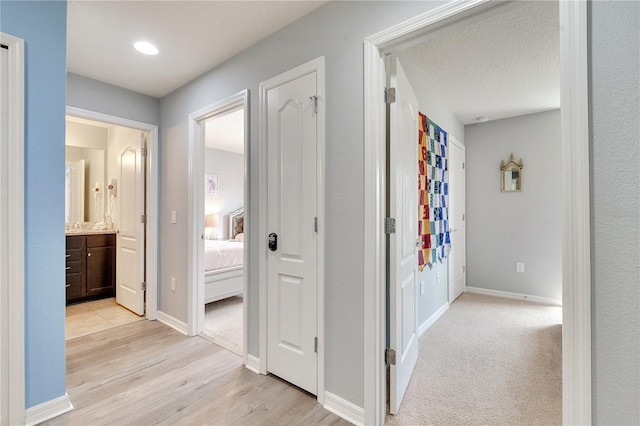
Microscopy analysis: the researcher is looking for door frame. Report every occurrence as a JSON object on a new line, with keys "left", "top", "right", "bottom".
{"left": 0, "top": 32, "right": 25, "bottom": 425}
{"left": 363, "top": 1, "right": 590, "bottom": 425}
{"left": 66, "top": 106, "right": 160, "bottom": 320}
{"left": 447, "top": 135, "right": 465, "bottom": 303}
{"left": 258, "top": 57, "right": 326, "bottom": 403}
{"left": 187, "top": 90, "right": 249, "bottom": 366}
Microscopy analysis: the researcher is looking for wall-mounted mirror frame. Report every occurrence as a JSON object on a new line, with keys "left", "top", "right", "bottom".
{"left": 501, "top": 153, "right": 523, "bottom": 192}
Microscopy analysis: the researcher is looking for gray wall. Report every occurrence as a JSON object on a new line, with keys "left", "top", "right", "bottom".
{"left": 67, "top": 73, "right": 160, "bottom": 125}
{"left": 465, "top": 110, "right": 562, "bottom": 301}
{"left": 402, "top": 63, "right": 465, "bottom": 324}
{"left": 158, "top": 1, "right": 445, "bottom": 407}
{"left": 204, "top": 148, "right": 244, "bottom": 240}
{"left": 590, "top": 1, "right": 640, "bottom": 423}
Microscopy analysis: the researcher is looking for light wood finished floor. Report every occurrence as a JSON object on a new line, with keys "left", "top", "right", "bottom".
{"left": 66, "top": 297, "right": 143, "bottom": 340}
{"left": 44, "top": 320, "right": 349, "bottom": 426}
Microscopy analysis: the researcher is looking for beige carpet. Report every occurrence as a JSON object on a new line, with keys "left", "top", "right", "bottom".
{"left": 387, "top": 292, "right": 562, "bottom": 426}
{"left": 202, "top": 296, "right": 243, "bottom": 356}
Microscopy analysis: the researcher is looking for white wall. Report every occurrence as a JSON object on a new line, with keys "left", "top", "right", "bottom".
{"left": 465, "top": 110, "right": 562, "bottom": 301}
{"left": 204, "top": 148, "right": 244, "bottom": 240}
{"left": 591, "top": 1, "right": 640, "bottom": 422}
{"left": 399, "top": 55, "right": 465, "bottom": 144}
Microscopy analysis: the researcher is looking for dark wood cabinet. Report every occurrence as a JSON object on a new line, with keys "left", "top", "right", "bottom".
{"left": 66, "top": 233, "right": 116, "bottom": 304}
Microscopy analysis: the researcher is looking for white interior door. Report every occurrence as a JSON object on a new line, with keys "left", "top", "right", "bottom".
{"left": 266, "top": 70, "right": 318, "bottom": 395}
{"left": 448, "top": 138, "right": 466, "bottom": 302}
{"left": 65, "top": 159, "right": 85, "bottom": 223}
{"left": 116, "top": 133, "right": 146, "bottom": 315}
{"left": 388, "top": 57, "right": 420, "bottom": 415}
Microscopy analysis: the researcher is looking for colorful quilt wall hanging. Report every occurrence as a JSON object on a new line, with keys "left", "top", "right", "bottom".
{"left": 418, "top": 112, "right": 451, "bottom": 271}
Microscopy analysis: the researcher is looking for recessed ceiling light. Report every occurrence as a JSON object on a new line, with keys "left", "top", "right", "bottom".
{"left": 476, "top": 116, "right": 489, "bottom": 123}
{"left": 134, "top": 41, "right": 158, "bottom": 56}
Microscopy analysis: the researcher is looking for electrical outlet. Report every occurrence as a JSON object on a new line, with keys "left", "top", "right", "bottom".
{"left": 516, "top": 262, "right": 525, "bottom": 273}
{"left": 171, "top": 210, "right": 177, "bottom": 224}
{"left": 171, "top": 277, "right": 176, "bottom": 291}
{"left": 436, "top": 273, "right": 440, "bottom": 283}
{"left": 420, "top": 281, "right": 425, "bottom": 295}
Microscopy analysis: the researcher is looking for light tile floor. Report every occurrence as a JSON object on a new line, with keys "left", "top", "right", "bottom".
{"left": 66, "top": 297, "right": 144, "bottom": 340}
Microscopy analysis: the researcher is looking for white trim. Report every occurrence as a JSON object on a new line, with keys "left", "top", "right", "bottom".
{"left": 24, "top": 393, "right": 73, "bottom": 426}
{"left": 258, "top": 57, "right": 326, "bottom": 400}
{"left": 323, "top": 392, "right": 365, "bottom": 426}
{"left": 186, "top": 90, "right": 249, "bottom": 372}
{"left": 559, "top": 1, "right": 591, "bottom": 424}
{"left": 65, "top": 106, "right": 159, "bottom": 320}
{"left": 465, "top": 287, "right": 562, "bottom": 307}
{"left": 245, "top": 354, "right": 261, "bottom": 374}
{"left": 157, "top": 311, "right": 188, "bottom": 335}
{"left": 363, "top": 1, "right": 591, "bottom": 424}
{"left": 0, "top": 32, "right": 25, "bottom": 426}
{"left": 419, "top": 302, "right": 450, "bottom": 336}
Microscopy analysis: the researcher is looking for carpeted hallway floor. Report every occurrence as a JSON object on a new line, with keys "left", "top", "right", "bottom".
{"left": 387, "top": 292, "right": 562, "bottom": 426}
{"left": 202, "top": 296, "right": 243, "bottom": 356}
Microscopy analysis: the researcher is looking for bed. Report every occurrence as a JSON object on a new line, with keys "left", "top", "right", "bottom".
{"left": 204, "top": 207, "right": 244, "bottom": 303}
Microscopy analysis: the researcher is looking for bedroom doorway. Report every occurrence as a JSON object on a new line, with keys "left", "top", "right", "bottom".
{"left": 188, "top": 91, "right": 249, "bottom": 360}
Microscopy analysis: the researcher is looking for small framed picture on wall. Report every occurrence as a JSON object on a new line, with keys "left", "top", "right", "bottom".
{"left": 205, "top": 174, "right": 219, "bottom": 195}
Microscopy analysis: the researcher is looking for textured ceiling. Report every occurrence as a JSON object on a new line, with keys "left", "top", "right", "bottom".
{"left": 67, "top": 1, "right": 326, "bottom": 98}
{"left": 205, "top": 108, "right": 245, "bottom": 154}
{"left": 398, "top": 1, "right": 560, "bottom": 125}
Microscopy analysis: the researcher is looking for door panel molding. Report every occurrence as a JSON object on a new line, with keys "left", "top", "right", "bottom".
{"left": 363, "top": 1, "right": 590, "bottom": 424}
{"left": 258, "top": 56, "right": 325, "bottom": 404}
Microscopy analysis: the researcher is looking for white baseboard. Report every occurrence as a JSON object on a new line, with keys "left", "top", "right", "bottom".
{"left": 245, "top": 354, "right": 261, "bottom": 374}
{"left": 419, "top": 301, "right": 450, "bottom": 336}
{"left": 323, "top": 392, "right": 364, "bottom": 426}
{"left": 25, "top": 393, "right": 73, "bottom": 426}
{"left": 157, "top": 311, "right": 188, "bottom": 335}
{"left": 465, "top": 286, "right": 562, "bottom": 306}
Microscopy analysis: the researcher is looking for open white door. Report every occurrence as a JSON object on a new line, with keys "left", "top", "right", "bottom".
{"left": 448, "top": 138, "right": 466, "bottom": 302}
{"left": 266, "top": 68, "right": 318, "bottom": 395}
{"left": 388, "top": 57, "right": 420, "bottom": 415}
{"left": 116, "top": 133, "right": 146, "bottom": 315}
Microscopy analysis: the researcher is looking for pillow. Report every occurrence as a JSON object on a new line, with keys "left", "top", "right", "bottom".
{"left": 235, "top": 233, "right": 244, "bottom": 242}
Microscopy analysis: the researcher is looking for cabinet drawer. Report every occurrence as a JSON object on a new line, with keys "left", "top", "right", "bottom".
{"left": 66, "top": 260, "right": 83, "bottom": 275}
{"left": 87, "top": 233, "right": 116, "bottom": 248}
{"left": 66, "top": 248, "right": 83, "bottom": 263}
{"left": 66, "top": 235, "right": 85, "bottom": 250}
{"left": 65, "top": 274, "right": 85, "bottom": 301}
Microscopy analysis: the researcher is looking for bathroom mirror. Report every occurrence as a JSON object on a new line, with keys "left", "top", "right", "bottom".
{"left": 65, "top": 118, "right": 108, "bottom": 223}
{"left": 501, "top": 153, "right": 523, "bottom": 192}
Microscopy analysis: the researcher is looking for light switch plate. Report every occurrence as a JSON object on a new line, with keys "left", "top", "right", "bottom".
{"left": 171, "top": 210, "right": 177, "bottom": 224}
{"left": 516, "top": 262, "right": 525, "bottom": 273}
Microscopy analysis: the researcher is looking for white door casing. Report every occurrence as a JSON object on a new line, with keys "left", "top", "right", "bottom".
{"left": 448, "top": 137, "right": 465, "bottom": 302}
{"left": 66, "top": 106, "right": 159, "bottom": 321}
{"left": 116, "top": 133, "right": 146, "bottom": 315}
{"left": 266, "top": 70, "right": 319, "bottom": 395}
{"left": 364, "top": 2, "right": 591, "bottom": 425}
{"left": 388, "top": 57, "right": 420, "bottom": 415}
{"left": 0, "top": 34, "right": 25, "bottom": 426}
{"left": 186, "top": 90, "right": 249, "bottom": 353}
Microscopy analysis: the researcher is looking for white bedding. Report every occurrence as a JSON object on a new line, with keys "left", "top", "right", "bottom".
{"left": 204, "top": 240, "right": 244, "bottom": 272}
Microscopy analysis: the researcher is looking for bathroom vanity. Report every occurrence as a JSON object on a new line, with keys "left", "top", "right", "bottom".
{"left": 66, "top": 231, "right": 116, "bottom": 304}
